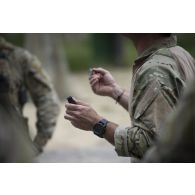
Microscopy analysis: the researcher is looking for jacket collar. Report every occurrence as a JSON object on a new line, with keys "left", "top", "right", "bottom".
{"left": 134, "top": 35, "right": 177, "bottom": 64}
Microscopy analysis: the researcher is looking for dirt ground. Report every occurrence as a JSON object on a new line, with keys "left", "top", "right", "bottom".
{"left": 24, "top": 67, "right": 132, "bottom": 162}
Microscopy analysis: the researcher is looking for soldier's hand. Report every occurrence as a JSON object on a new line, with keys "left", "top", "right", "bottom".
{"left": 64, "top": 99, "right": 102, "bottom": 131}
{"left": 89, "top": 68, "right": 120, "bottom": 98}
{"left": 33, "top": 134, "right": 49, "bottom": 155}
{"left": 32, "top": 142, "right": 43, "bottom": 156}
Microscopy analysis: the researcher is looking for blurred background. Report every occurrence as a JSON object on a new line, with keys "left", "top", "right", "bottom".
{"left": 2, "top": 33, "right": 195, "bottom": 162}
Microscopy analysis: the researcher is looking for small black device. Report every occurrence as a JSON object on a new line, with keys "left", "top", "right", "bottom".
{"left": 93, "top": 119, "right": 109, "bottom": 138}
{"left": 67, "top": 96, "right": 77, "bottom": 104}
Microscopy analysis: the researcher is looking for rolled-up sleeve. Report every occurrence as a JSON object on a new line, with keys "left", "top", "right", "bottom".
{"left": 114, "top": 126, "right": 129, "bottom": 156}
{"left": 114, "top": 126, "right": 153, "bottom": 159}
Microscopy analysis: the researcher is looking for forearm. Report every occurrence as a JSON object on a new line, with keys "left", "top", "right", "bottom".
{"left": 103, "top": 122, "right": 118, "bottom": 145}
{"left": 111, "top": 85, "right": 129, "bottom": 111}
{"left": 102, "top": 121, "right": 153, "bottom": 159}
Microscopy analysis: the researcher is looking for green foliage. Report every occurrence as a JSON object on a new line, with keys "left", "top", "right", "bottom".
{"left": 122, "top": 37, "right": 137, "bottom": 66}
{"left": 1, "top": 33, "right": 25, "bottom": 46}
{"left": 2, "top": 33, "right": 194, "bottom": 72}
{"left": 64, "top": 34, "right": 137, "bottom": 72}
{"left": 177, "top": 34, "right": 195, "bottom": 58}
{"left": 64, "top": 35, "right": 93, "bottom": 72}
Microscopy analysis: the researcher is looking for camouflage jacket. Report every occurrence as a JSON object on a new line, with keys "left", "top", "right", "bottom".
{"left": 0, "top": 37, "right": 60, "bottom": 151}
{"left": 114, "top": 35, "right": 195, "bottom": 161}
{"left": 0, "top": 97, "right": 35, "bottom": 162}
{"left": 143, "top": 77, "right": 195, "bottom": 162}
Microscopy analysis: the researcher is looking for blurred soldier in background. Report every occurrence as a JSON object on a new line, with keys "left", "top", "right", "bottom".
{"left": 0, "top": 96, "right": 35, "bottom": 162}
{"left": 64, "top": 34, "right": 195, "bottom": 162}
{"left": 0, "top": 36, "right": 60, "bottom": 156}
{"left": 143, "top": 77, "right": 195, "bottom": 162}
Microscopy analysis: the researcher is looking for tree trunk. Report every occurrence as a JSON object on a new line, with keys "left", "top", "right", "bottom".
{"left": 25, "top": 33, "right": 69, "bottom": 99}
{"left": 92, "top": 33, "right": 123, "bottom": 66}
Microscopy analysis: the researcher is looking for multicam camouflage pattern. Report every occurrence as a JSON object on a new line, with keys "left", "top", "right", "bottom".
{"left": 0, "top": 36, "right": 60, "bottom": 153}
{"left": 114, "top": 35, "right": 195, "bottom": 161}
{"left": 143, "top": 78, "right": 195, "bottom": 162}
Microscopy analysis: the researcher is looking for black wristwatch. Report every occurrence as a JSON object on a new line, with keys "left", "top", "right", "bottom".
{"left": 93, "top": 119, "right": 109, "bottom": 138}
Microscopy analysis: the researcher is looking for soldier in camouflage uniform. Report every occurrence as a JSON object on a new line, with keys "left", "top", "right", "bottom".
{"left": 64, "top": 34, "right": 195, "bottom": 162}
{"left": 143, "top": 77, "right": 195, "bottom": 162}
{"left": 0, "top": 96, "right": 35, "bottom": 162}
{"left": 0, "top": 36, "right": 60, "bottom": 155}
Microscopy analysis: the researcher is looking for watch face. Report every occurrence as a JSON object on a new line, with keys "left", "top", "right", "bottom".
{"left": 93, "top": 120, "right": 108, "bottom": 138}
{"left": 95, "top": 124, "right": 104, "bottom": 132}
{"left": 94, "top": 124, "right": 104, "bottom": 137}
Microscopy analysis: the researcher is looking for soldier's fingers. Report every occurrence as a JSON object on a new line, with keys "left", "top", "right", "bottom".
{"left": 66, "top": 110, "right": 81, "bottom": 117}
{"left": 89, "top": 77, "right": 98, "bottom": 83}
{"left": 90, "top": 79, "right": 99, "bottom": 87}
{"left": 65, "top": 103, "right": 82, "bottom": 110}
{"left": 89, "top": 74, "right": 101, "bottom": 82}
{"left": 89, "top": 78, "right": 98, "bottom": 85}
{"left": 92, "top": 68, "right": 108, "bottom": 75}
{"left": 64, "top": 114, "right": 76, "bottom": 121}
